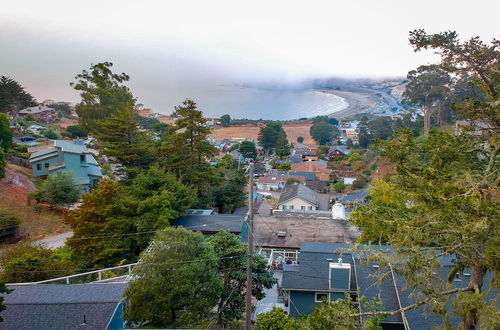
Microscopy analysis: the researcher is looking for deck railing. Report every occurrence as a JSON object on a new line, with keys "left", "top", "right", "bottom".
{"left": 8, "top": 263, "right": 137, "bottom": 286}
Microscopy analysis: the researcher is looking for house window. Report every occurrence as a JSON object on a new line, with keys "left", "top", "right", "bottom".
{"left": 44, "top": 163, "right": 49, "bottom": 168}
{"left": 315, "top": 292, "right": 328, "bottom": 303}
{"left": 289, "top": 205, "right": 294, "bottom": 210}
{"left": 308, "top": 206, "right": 313, "bottom": 210}
{"left": 36, "top": 164, "right": 42, "bottom": 171}
{"left": 282, "top": 205, "right": 286, "bottom": 210}
{"left": 301, "top": 206, "right": 305, "bottom": 210}
{"left": 80, "top": 154, "right": 86, "bottom": 162}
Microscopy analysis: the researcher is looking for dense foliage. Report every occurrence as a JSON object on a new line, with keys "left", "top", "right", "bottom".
{"left": 0, "top": 211, "right": 20, "bottom": 241}
{"left": 207, "top": 231, "right": 276, "bottom": 327}
{"left": 123, "top": 227, "right": 222, "bottom": 328}
{"left": 0, "top": 76, "right": 36, "bottom": 113}
{"left": 0, "top": 113, "right": 13, "bottom": 152}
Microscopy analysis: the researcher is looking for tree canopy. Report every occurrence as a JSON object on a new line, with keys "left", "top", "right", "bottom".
{"left": 123, "top": 227, "right": 222, "bottom": 328}
{"left": 258, "top": 122, "right": 282, "bottom": 155}
{"left": 239, "top": 140, "right": 257, "bottom": 159}
{"left": 71, "top": 62, "right": 135, "bottom": 133}
{"left": 0, "top": 113, "right": 13, "bottom": 152}
{"left": 0, "top": 76, "right": 36, "bottom": 113}
{"left": 220, "top": 114, "right": 231, "bottom": 127}
{"left": 310, "top": 121, "right": 338, "bottom": 145}
{"left": 36, "top": 171, "right": 81, "bottom": 207}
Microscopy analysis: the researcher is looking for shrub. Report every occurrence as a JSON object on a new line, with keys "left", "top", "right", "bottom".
{"left": 42, "top": 129, "right": 58, "bottom": 140}
{"left": 333, "top": 181, "right": 346, "bottom": 193}
{"left": 0, "top": 244, "right": 74, "bottom": 283}
{"left": 0, "top": 211, "right": 20, "bottom": 241}
{"left": 352, "top": 175, "right": 369, "bottom": 189}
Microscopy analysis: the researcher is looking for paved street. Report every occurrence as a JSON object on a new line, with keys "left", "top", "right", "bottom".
{"left": 32, "top": 232, "right": 73, "bottom": 249}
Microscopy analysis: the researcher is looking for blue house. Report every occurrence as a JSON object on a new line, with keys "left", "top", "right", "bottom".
{"left": 281, "top": 242, "right": 497, "bottom": 329}
{"left": 30, "top": 140, "right": 103, "bottom": 193}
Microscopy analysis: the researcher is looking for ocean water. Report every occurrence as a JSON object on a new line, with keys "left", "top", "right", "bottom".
{"left": 158, "top": 86, "right": 348, "bottom": 120}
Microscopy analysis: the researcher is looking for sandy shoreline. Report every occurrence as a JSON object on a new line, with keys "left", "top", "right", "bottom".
{"left": 317, "top": 89, "right": 377, "bottom": 119}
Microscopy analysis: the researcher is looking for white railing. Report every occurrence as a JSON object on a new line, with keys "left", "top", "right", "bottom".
{"left": 8, "top": 263, "right": 137, "bottom": 286}
{"left": 262, "top": 248, "right": 300, "bottom": 266}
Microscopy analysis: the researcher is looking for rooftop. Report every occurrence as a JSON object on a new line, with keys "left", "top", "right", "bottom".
{"left": 0, "top": 283, "right": 126, "bottom": 330}
{"left": 171, "top": 214, "right": 246, "bottom": 234}
{"left": 278, "top": 183, "right": 318, "bottom": 206}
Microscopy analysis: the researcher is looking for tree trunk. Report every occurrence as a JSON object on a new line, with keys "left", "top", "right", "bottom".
{"left": 423, "top": 106, "right": 431, "bottom": 136}
{"left": 462, "top": 265, "right": 486, "bottom": 330}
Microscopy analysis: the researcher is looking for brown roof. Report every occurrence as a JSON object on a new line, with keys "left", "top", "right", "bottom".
{"left": 291, "top": 162, "right": 332, "bottom": 174}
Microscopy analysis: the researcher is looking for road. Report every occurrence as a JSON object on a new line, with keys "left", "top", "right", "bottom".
{"left": 32, "top": 232, "right": 73, "bottom": 249}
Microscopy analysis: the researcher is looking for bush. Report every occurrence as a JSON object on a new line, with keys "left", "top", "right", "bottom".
{"left": 352, "top": 175, "right": 369, "bottom": 189}
{"left": 0, "top": 211, "right": 20, "bottom": 241}
{"left": 42, "top": 129, "right": 58, "bottom": 140}
{"left": 277, "top": 162, "right": 291, "bottom": 171}
{"left": 333, "top": 181, "right": 346, "bottom": 193}
{"left": 0, "top": 244, "right": 74, "bottom": 283}
{"left": 297, "top": 136, "right": 304, "bottom": 143}
{"left": 38, "top": 171, "right": 81, "bottom": 206}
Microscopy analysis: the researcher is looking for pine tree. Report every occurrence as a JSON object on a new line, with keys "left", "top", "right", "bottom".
{"left": 275, "top": 129, "right": 290, "bottom": 157}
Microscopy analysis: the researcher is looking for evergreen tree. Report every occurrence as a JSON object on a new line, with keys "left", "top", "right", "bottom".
{"left": 220, "top": 114, "right": 231, "bottom": 127}
{"left": 161, "top": 99, "right": 217, "bottom": 188}
{"left": 0, "top": 76, "right": 36, "bottom": 113}
{"left": 403, "top": 65, "right": 451, "bottom": 135}
{"left": 207, "top": 231, "right": 276, "bottom": 327}
{"left": 258, "top": 122, "right": 282, "bottom": 155}
{"left": 123, "top": 227, "right": 222, "bottom": 328}
{"left": 71, "top": 62, "right": 135, "bottom": 133}
{"left": 357, "top": 116, "right": 371, "bottom": 148}
{"left": 39, "top": 171, "right": 81, "bottom": 207}
{"left": 94, "top": 107, "right": 154, "bottom": 173}
{"left": 275, "top": 129, "right": 290, "bottom": 157}
{"left": 239, "top": 140, "right": 257, "bottom": 159}
{"left": 0, "top": 113, "right": 13, "bottom": 152}
{"left": 310, "top": 121, "right": 338, "bottom": 145}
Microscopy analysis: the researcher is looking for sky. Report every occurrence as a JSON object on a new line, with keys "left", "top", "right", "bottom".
{"left": 1, "top": 0, "right": 498, "bottom": 111}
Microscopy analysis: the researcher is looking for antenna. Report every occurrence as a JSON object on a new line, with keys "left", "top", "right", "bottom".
{"left": 80, "top": 314, "right": 86, "bottom": 326}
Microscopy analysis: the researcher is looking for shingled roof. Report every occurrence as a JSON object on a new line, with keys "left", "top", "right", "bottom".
{"left": 0, "top": 283, "right": 126, "bottom": 330}
{"left": 278, "top": 183, "right": 318, "bottom": 206}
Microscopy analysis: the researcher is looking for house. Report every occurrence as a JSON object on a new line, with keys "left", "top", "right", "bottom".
{"left": 280, "top": 242, "right": 497, "bottom": 329}
{"left": 18, "top": 105, "right": 57, "bottom": 122}
{"left": 291, "top": 162, "right": 332, "bottom": 181}
{"left": 136, "top": 108, "right": 154, "bottom": 118}
{"left": 0, "top": 283, "right": 126, "bottom": 330}
{"left": 30, "top": 140, "right": 103, "bottom": 193}
{"left": 171, "top": 214, "right": 246, "bottom": 236}
{"left": 156, "top": 114, "right": 177, "bottom": 125}
{"left": 291, "top": 143, "right": 311, "bottom": 155}
{"left": 257, "top": 174, "right": 306, "bottom": 191}
{"left": 277, "top": 183, "right": 329, "bottom": 212}
{"left": 272, "top": 171, "right": 316, "bottom": 181}
{"left": 328, "top": 146, "right": 351, "bottom": 160}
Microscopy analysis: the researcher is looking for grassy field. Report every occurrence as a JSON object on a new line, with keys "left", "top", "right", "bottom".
{"left": 211, "top": 121, "right": 316, "bottom": 145}
{"left": 0, "top": 163, "right": 70, "bottom": 241}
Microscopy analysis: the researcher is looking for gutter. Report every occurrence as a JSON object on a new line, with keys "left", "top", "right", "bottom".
{"left": 389, "top": 262, "right": 410, "bottom": 330}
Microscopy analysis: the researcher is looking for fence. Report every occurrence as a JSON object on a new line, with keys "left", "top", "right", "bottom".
{"left": 8, "top": 263, "right": 137, "bottom": 286}
{"left": 8, "top": 156, "right": 30, "bottom": 168}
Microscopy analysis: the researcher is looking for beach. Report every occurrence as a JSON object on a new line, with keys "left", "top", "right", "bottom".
{"left": 317, "top": 89, "right": 378, "bottom": 119}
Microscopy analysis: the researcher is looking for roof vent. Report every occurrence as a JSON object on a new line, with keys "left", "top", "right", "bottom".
{"left": 338, "top": 258, "right": 343, "bottom": 266}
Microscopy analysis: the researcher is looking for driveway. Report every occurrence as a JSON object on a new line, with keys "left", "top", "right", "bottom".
{"left": 32, "top": 232, "right": 73, "bottom": 249}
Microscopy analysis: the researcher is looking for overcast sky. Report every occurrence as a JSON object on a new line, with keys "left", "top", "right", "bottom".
{"left": 1, "top": 0, "right": 498, "bottom": 110}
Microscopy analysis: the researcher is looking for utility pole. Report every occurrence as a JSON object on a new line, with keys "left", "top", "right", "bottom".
{"left": 245, "top": 162, "right": 254, "bottom": 330}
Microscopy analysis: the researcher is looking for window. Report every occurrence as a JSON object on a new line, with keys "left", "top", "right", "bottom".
{"left": 308, "top": 206, "right": 313, "bottom": 210}
{"left": 301, "top": 206, "right": 305, "bottom": 210}
{"left": 36, "top": 164, "right": 42, "bottom": 171}
{"left": 282, "top": 205, "right": 286, "bottom": 210}
{"left": 80, "top": 154, "right": 86, "bottom": 162}
{"left": 44, "top": 163, "right": 49, "bottom": 168}
{"left": 315, "top": 292, "right": 328, "bottom": 303}
{"left": 289, "top": 205, "right": 294, "bottom": 210}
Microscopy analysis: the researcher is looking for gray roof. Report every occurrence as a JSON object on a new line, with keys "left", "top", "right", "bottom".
{"left": 55, "top": 140, "right": 87, "bottom": 154}
{"left": 171, "top": 214, "right": 245, "bottom": 233}
{"left": 0, "top": 283, "right": 126, "bottom": 330}
{"left": 30, "top": 147, "right": 58, "bottom": 162}
{"left": 282, "top": 242, "right": 499, "bottom": 328}
{"left": 272, "top": 171, "right": 316, "bottom": 181}
{"left": 278, "top": 183, "right": 318, "bottom": 206}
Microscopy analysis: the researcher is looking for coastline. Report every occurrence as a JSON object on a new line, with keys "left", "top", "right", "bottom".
{"left": 317, "top": 88, "right": 376, "bottom": 119}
